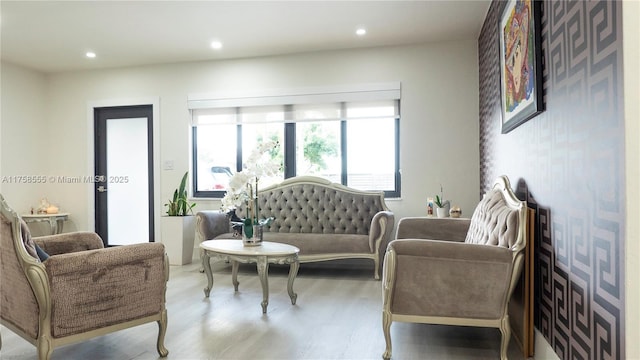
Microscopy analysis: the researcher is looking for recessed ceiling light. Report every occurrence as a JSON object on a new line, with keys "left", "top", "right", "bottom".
{"left": 210, "top": 40, "right": 223, "bottom": 50}
{"left": 86, "top": 51, "right": 96, "bottom": 58}
{"left": 356, "top": 28, "right": 367, "bottom": 36}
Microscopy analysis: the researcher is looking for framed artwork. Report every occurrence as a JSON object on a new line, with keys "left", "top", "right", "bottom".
{"left": 499, "top": 0, "right": 544, "bottom": 134}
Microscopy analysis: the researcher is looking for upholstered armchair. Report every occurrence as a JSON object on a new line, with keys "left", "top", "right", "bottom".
{"left": 0, "top": 194, "right": 169, "bottom": 360}
{"left": 381, "top": 176, "right": 527, "bottom": 360}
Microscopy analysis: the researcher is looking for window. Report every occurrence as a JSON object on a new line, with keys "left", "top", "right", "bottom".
{"left": 190, "top": 84, "right": 401, "bottom": 198}
{"left": 295, "top": 121, "right": 341, "bottom": 182}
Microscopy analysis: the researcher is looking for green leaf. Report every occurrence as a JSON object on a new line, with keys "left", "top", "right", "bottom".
{"left": 435, "top": 195, "right": 444, "bottom": 208}
{"left": 165, "top": 171, "right": 196, "bottom": 216}
{"left": 243, "top": 218, "right": 254, "bottom": 238}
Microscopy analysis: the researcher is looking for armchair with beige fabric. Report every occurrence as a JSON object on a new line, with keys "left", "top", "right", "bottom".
{"left": 0, "top": 194, "right": 169, "bottom": 360}
{"left": 381, "top": 176, "right": 527, "bottom": 360}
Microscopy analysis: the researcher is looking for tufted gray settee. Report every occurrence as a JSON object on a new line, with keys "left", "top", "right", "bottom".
{"left": 196, "top": 176, "right": 395, "bottom": 279}
{"left": 381, "top": 175, "right": 527, "bottom": 360}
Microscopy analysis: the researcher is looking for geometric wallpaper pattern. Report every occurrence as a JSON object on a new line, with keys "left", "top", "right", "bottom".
{"left": 478, "top": 1, "right": 625, "bottom": 359}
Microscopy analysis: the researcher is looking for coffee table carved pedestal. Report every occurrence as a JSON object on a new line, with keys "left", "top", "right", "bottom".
{"left": 200, "top": 239, "right": 300, "bottom": 313}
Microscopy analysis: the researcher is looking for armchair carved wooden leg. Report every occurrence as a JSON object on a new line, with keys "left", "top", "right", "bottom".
{"left": 381, "top": 248, "right": 396, "bottom": 359}
{"left": 156, "top": 309, "right": 169, "bottom": 357}
{"left": 382, "top": 309, "right": 393, "bottom": 359}
{"left": 37, "top": 336, "right": 54, "bottom": 360}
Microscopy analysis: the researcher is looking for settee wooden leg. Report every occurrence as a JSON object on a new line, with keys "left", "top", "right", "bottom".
{"left": 498, "top": 315, "right": 511, "bottom": 360}
{"left": 156, "top": 309, "right": 169, "bottom": 357}
{"left": 382, "top": 310, "right": 392, "bottom": 359}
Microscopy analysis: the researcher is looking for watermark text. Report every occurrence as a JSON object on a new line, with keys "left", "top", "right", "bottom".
{"left": 1, "top": 175, "right": 130, "bottom": 184}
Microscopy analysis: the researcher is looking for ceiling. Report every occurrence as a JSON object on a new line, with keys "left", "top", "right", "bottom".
{"left": 0, "top": 0, "right": 491, "bottom": 74}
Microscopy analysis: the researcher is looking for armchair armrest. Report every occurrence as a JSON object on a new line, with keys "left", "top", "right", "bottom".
{"left": 34, "top": 231, "right": 104, "bottom": 256}
{"left": 388, "top": 238, "right": 512, "bottom": 262}
{"left": 395, "top": 217, "right": 470, "bottom": 242}
{"left": 195, "top": 210, "right": 230, "bottom": 243}
{"left": 43, "top": 242, "right": 168, "bottom": 338}
{"left": 371, "top": 211, "right": 395, "bottom": 280}
{"left": 384, "top": 239, "right": 514, "bottom": 319}
{"left": 369, "top": 210, "right": 395, "bottom": 253}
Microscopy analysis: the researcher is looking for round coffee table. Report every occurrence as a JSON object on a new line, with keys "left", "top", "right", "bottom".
{"left": 200, "top": 239, "right": 300, "bottom": 313}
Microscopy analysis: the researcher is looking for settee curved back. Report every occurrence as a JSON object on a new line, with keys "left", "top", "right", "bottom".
{"left": 464, "top": 175, "right": 526, "bottom": 252}
{"left": 238, "top": 176, "right": 389, "bottom": 235}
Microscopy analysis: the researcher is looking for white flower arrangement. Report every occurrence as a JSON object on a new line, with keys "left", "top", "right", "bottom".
{"left": 220, "top": 140, "right": 281, "bottom": 237}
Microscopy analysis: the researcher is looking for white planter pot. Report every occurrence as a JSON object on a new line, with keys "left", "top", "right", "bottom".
{"left": 436, "top": 207, "right": 449, "bottom": 218}
{"left": 160, "top": 215, "right": 195, "bottom": 265}
{"left": 436, "top": 201, "right": 451, "bottom": 218}
{"left": 436, "top": 206, "right": 449, "bottom": 218}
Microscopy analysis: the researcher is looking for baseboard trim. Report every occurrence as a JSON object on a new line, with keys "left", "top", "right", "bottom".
{"left": 534, "top": 329, "right": 559, "bottom": 360}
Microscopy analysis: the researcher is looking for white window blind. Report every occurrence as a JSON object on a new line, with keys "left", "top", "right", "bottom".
{"left": 189, "top": 82, "right": 401, "bottom": 125}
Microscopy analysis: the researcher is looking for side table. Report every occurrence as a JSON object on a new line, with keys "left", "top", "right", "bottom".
{"left": 21, "top": 213, "right": 70, "bottom": 235}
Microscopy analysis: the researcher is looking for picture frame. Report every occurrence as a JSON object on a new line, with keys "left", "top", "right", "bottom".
{"left": 499, "top": 0, "right": 544, "bottom": 134}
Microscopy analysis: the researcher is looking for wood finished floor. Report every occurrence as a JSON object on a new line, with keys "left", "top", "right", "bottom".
{"left": 1, "top": 260, "right": 528, "bottom": 360}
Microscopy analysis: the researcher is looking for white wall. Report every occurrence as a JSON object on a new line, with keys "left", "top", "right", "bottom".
{"left": 0, "top": 62, "right": 48, "bottom": 215}
{"left": 1, "top": 41, "right": 480, "bottom": 239}
{"left": 623, "top": 0, "right": 640, "bottom": 358}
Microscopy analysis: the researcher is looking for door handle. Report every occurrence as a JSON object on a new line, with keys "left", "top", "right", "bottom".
{"left": 97, "top": 185, "right": 108, "bottom": 193}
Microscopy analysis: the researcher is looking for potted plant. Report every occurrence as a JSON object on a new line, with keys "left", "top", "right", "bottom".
{"left": 434, "top": 185, "right": 450, "bottom": 218}
{"left": 221, "top": 140, "right": 281, "bottom": 246}
{"left": 165, "top": 171, "right": 196, "bottom": 216}
{"left": 161, "top": 171, "right": 197, "bottom": 265}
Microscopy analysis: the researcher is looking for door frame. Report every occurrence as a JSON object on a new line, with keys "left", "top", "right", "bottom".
{"left": 86, "top": 97, "right": 161, "bottom": 241}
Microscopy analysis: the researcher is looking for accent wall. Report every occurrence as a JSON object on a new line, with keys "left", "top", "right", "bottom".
{"left": 478, "top": 1, "right": 625, "bottom": 359}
